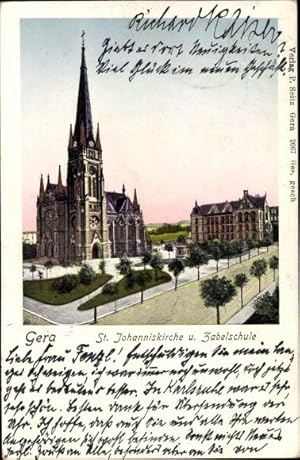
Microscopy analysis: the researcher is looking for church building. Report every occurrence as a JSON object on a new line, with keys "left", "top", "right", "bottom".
{"left": 36, "top": 37, "right": 146, "bottom": 263}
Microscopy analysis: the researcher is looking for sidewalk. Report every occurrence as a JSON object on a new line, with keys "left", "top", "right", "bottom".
{"left": 226, "top": 281, "right": 276, "bottom": 325}
{"left": 24, "top": 247, "right": 268, "bottom": 325}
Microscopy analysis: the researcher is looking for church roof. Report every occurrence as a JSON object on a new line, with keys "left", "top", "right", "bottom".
{"left": 46, "top": 182, "right": 67, "bottom": 197}
{"left": 106, "top": 192, "right": 136, "bottom": 214}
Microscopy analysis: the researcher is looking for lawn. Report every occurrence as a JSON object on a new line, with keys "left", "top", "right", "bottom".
{"left": 23, "top": 310, "right": 53, "bottom": 325}
{"left": 24, "top": 273, "right": 112, "bottom": 305}
{"left": 78, "top": 269, "right": 171, "bottom": 311}
{"left": 96, "top": 246, "right": 278, "bottom": 325}
{"left": 150, "top": 230, "right": 189, "bottom": 244}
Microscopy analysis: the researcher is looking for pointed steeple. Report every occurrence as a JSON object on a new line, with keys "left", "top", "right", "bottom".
{"left": 133, "top": 188, "right": 140, "bottom": 212}
{"left": 57, "top": 165, "right": 64, "bottom": 195}
{"left": 68, "top": 124, "right": 73, "bottom": 150}
{"left": 45, "top": 174, "right": 50, "bottom": 194}
{"left": 95, "top": 122, "right": 102, "bottom": 152}
{"left": 74, "top": 33, "right": 93, "bottom": 145}
{"left": 122, "top": 184, "right": 126, "bottom": 195}
{"left": 39, "top": 174, "right": 44, "bottom": 198}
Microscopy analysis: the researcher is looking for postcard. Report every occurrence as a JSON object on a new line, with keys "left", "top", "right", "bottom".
{"left": 1, "top": 1, "right": 298, "bottom": 458}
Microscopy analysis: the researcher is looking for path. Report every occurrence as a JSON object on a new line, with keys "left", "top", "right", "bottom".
{"left": 24, "top": 248, "right": 268, "bottom": 325}
{"left": 226, "top": 281, "right": 276, "bottom": 325}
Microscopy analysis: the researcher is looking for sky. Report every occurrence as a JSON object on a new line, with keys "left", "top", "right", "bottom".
{"left": 21, "top": 17, "right": 278, "bottom": 230}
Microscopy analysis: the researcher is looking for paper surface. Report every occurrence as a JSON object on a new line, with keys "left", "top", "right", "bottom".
{"left": 1, "top": 1, "right": 298, "bottom": 458}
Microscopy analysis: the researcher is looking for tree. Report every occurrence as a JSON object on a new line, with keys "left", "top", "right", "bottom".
{"left": 79, "top": 263, "right": 96, "bottom": 285}
{"left": 44, "top": 260, "right": 53, "bottom": 279}
{"left": 185, "top": 244, "right": 208, "bottom": 280}
{"left": 177, "top": 235, "right": 186, "bottom": 244}
{"left": 102, "top": 281, "right": 118, "bottom": 295}
{"left": 252, "top": 285, "right": 279, "bottom": 323}
{"left": 200, "top": 276, "right": 236, "bottom": 325}
{"left": 116, "top": 256, "right": 132, "bottom": 277}
{"left": 116, "top": 256, "right": 134, "bottom": 290}
{"left": 150, "top": 253, "right": 164, "bottom": 281}
{"left": 231, "top": 239, "right": 245, "bottom": 263}
{"left": 135, "top": 270, "right": 152, "bottom": 303}
{"left": 269, "top": 255, "right": 279, "bottom": 281}
{"left": 234, "top": 273, "right": 248, "bottom": 308}
{"left": 262, "top": 236, "right": 272, "bottom": 252}
{"left": 199, "top": 240, "right": 210, "bottom": 252}
{"left": 246, "top": 240, "right": 257, "bottom": 260}
{"left": 141, "top": 251, "right": 152, "bottom": 270}
{"left": 250, "top": 259, "right": 268, "bottom": 292}
{"left": 52, "top": 274, "right": 79, "bottom": 293}
{"left": 221, "top": 241, "right": 234, "bottom": 268}
{"left": 209, "top": 240, "right": 222, "bottom": 272}
{"left": 256, "top": 240, "right": 261, "bottom": 255}
{"left": 30, "top": 264, "right": 37, "bottom": 280}
{"left": 23, "top": 243, "right": 37, "bottom": 260}
{"left": 168, "top": 259, "right": 185, "bottom": 290}
{"left": 99, "top": 259, "right": 106, "bottom": 274}
{"left": 164, "top": 243, "right": 174, "bottom": 259}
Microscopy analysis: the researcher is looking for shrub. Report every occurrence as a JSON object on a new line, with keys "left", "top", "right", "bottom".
{"left": 79, "top": 264, "right": 96, "bottom": 285}
{"left": 52, "top": 274, "right": 79, "bottom": 293}
{"left": 253, "top": 286, "right": 279, "bottom": 323}
{"left": 126, "top": 271, "right": 136, "bottom": 289}
{"left": 99, "top": 260, "right": 106, "bottom": 274}
{"left": 102, "top": 282, "right": 118, "bottom": 295}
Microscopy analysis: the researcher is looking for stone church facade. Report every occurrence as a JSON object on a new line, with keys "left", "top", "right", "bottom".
{"left": 191, "top": 190, "right": 273, "bottom": 243}
{"left": 36, "top": 40, "right": 146, "bottom": 263}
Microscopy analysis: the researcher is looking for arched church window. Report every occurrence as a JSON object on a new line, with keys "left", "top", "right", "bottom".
{"left": 48, "top": 242, "right": 54, "bottom": 257}
{"left": 89, "top": 166, "right": 97, "bottom": 198}
{"left": 70, "top": 243, "right": 76, "bottom": 260}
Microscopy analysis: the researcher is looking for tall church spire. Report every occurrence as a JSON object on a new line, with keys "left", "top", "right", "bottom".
{"left": 74, "top": 31, "right": 93, "bottom": 144}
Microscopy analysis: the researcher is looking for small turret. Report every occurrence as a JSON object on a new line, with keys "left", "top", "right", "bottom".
{"left": 95, "top": 122, "right": 102, "bottom": 152}
{"left": 39, "top": 174, "right": 44, "bottom": 199}
{"left": 57, "top": 165, "right": 64, "bottom": 195}
{"left": 133, "top": 188, "right": 140, "bottom": 212}
{"left": 68, "top": 124, "right": 73, "bottom": 150}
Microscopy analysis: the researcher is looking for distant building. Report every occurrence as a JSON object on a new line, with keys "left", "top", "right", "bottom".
{"left": 23, "top": 231, "right": 37, "bottom": 245}
{"left": 191, "top": 190, "right": 272, "bottom": 243}
{"left": 269, "top": 206, "right": 279, "bottom": 242}
{"left": 175, "top": 244, "right": 188, "bottom": 260}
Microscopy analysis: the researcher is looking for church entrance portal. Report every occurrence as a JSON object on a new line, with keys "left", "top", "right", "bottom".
{"left": 92, "top": 243, "right": 102, "bottom": 259}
